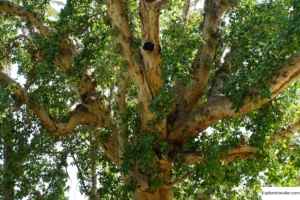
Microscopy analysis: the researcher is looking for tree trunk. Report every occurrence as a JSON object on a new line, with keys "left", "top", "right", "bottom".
{"left": 134, "top": 186, "right": 173, "bottom": 200}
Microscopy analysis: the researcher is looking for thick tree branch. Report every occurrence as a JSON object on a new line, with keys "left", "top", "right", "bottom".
{"left": 174, "top": 0, "right": 235, "bottom": 117}
{"left": 138, "top": 0, "right": 168, "bottom": 135}
{"left": 182, "top": 145, "right": 257, "bottom": 165}
{"left": 170, "top": 145, "right": 256, "bottom": 185}
{"left": 207, "top": 48, "right": 233, "bottom": 99}
{"left": 107, "top": 0, "right": 161, "bottom": 132}
{"left": 170, "top": 53, "right": 300, "bottom": 143}
{"left": 139, "top": 0, "right": 166, "bottom": 96}
{"left": 175, "top": 120, "right": 300, "bottom": 183}
{"left": 182, "top": 118, "right": 300, "bottom": 166}
{"left": 0, "top": 70, "right": 122, "bottom": 164}
{"left": 77, "top": 72, "right": 123, "bottom": 164}
{"left": 0, "top": 1, "right": 50, "bottom": 36}
{"left": 107, "top": 0, "right": 149, "bottom": 96}
{"left": 0, "top": 71, "right": 99, "bottom": 136}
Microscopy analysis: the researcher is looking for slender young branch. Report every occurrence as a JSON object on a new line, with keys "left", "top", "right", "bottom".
{"left": 70, "top": 153, "right": 90, "bottom": 195}
{"left": 170, "top": 53, "right": 300, "bottom": 143}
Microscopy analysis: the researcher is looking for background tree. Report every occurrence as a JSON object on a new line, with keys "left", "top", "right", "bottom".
{"left": 1, "top": 0, "right": 300, "bottom": 199}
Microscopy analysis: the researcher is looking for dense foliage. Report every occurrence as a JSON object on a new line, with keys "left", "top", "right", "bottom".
{"left": 1, "top": 0, "right": 300, "bottom": 200}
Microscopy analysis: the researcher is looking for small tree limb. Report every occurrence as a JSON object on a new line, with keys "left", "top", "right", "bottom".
{"left": 0, "top": 1, "right": 51, "bottom": 36}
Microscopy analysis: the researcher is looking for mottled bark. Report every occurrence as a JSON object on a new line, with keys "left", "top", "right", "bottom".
{"left": 139, "top": 0, "right": 167, "bottom": 135}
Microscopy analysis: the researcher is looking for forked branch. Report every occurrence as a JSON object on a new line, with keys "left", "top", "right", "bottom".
{"left": 0, "top": 71, "right": 99, "bottom": 136}
{"left": 174, "top": 0, "right": 236, "bottom": 116}
{"left": 171, "top": 53, "right": 300, "bottom": 143}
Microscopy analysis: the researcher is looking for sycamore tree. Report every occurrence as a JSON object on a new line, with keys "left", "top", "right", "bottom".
{"left": 1, "top": 0, "right": 300, "bottom": 199}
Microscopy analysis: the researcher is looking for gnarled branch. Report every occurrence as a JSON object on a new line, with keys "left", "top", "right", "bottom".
{"left": 0, "top": 71, "right": 99, "bottom": 136}
{"left": 0, "top": 70, "right": 122, "bottom": 164}
{"left": 170, "top": 53, "right": 300, "bottom": 143}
